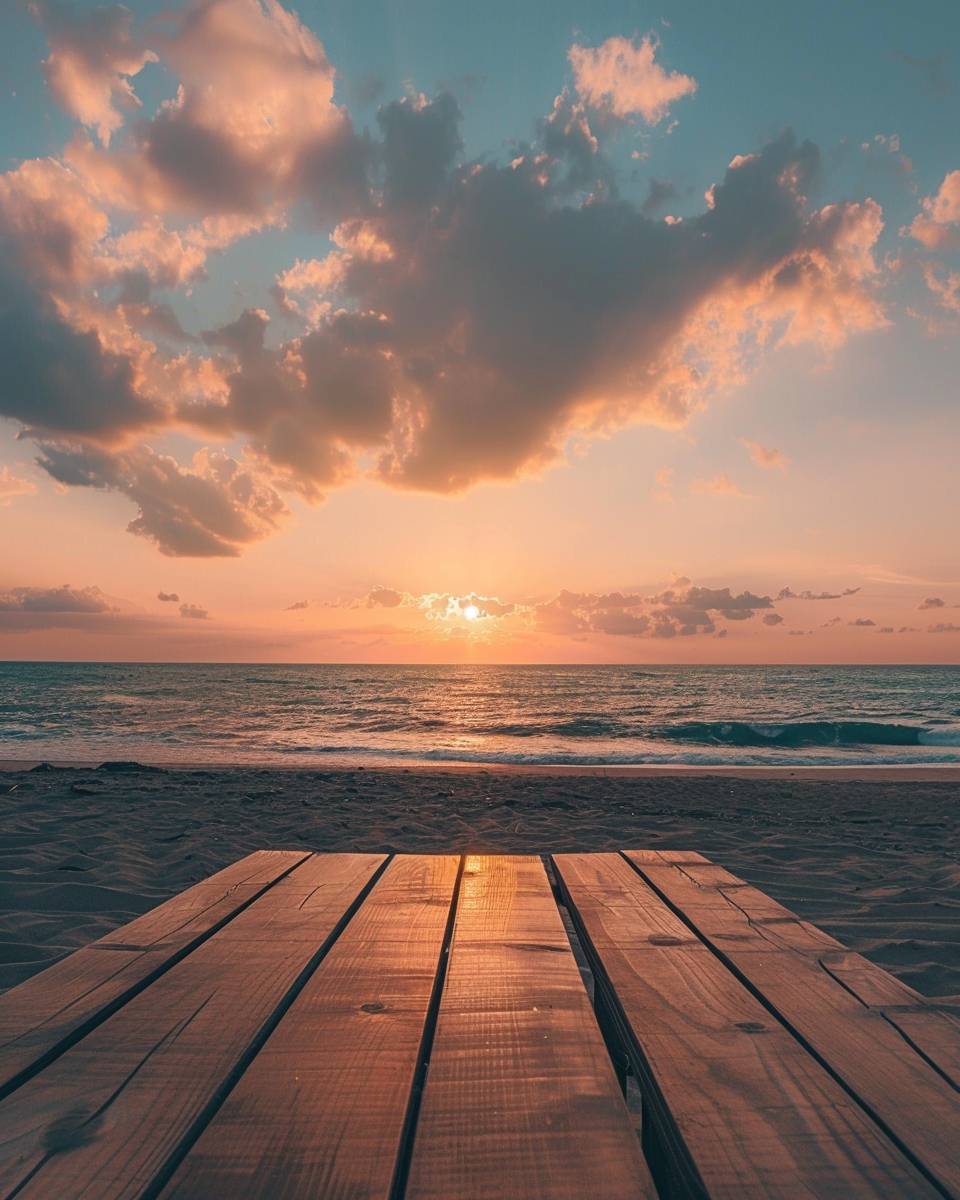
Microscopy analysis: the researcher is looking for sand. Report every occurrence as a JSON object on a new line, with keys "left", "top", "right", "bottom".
{"left": 0, "top": 763, "right": 957, "bottom": 1002}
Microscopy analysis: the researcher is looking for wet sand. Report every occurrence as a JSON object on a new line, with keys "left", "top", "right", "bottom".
{"left": 0, "top": 763, "right": 957, "bottom": 1001}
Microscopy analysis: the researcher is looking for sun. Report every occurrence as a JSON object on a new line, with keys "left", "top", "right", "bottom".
{"left": 463, "top": 604, "right": 481, "bottom": 621}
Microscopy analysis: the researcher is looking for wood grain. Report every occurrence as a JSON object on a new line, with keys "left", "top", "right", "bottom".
{"left": 0, "top": 850, "right": 309, "bottom": 1100}
{"left": 556, "top": 851, "right": 941, "bottom": 1200}
{"left": 625, "top": 849, "right": 960, "bottom": 1197}
{"left": 161, "top": 854, "right": 460, "bottom": 1200}
{"left": 0, "top": 853, "right": 384, "bottom": 1200}
{"left": 405, "top": 854, "right": 655, "bottom": 1200}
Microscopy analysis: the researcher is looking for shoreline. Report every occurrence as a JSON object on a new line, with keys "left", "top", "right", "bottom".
{"left": 3, "top": 757, "right": 960, "bottom": 781}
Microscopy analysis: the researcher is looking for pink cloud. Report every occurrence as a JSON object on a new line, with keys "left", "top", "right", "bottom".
{"left": 907, "top": 170, "right": 960, "bottom": 250}
{"left": 64, "top": 0, "right": 361, "bottom": 219}
{"left": 29, "top": 0, "right": 157, "bottom": 145}
{"left": 921, "top": 262, "right": 960, "bottom": 315}
{"left": 568, "top": 35, "right": 697, "bottom": 124}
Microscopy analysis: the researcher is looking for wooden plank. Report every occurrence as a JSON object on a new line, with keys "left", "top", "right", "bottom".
{"left": 0, "top": 853, "right": 385, "bottom": 1200}
{"left": 555, "top": 851, "right": 941, "bottom": 1200}
{"left": 625, "top": 850, "right": 960, "bottom": 1197}
{"left": 161, "top": 854, "right": 460, "bottom": 1200}
{"left": 0, "top": 850, "right": 309, "bottom": 1099}
{"left": 629, "top": 854, "right": 960, "bottom": 1087}
{"left": 405, "top": 854, "right": 655, "bottom": 1200}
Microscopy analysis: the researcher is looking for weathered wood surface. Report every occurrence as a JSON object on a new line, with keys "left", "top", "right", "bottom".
{"left": 0, "top": 853, "right": 385, "bottom": 1200}
{"left": 0, "top": 849, "right": 309, "bottom": 1100}
{"left": 555, "top": 852, "right": 941, "bottom": 1199}
{"left": 162, "top": 854, "right": 460, "bottom": 1199}
{"left": 405, "top": 854, "right": 655, "bottom": 1200}
{"left": 0, "top": 848, "right": 957, "bottom": 1200}
{"left": 624, "top": 849, "right": 960, "bottom": 1198}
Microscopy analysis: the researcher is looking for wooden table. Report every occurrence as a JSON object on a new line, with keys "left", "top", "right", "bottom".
{"left": 0, "top": 850, "right": 957, "bottom": 1198}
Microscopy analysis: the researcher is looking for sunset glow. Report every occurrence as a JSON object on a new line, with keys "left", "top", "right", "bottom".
{"left": 0, "top": 0, "right": 957, "bottom": 664}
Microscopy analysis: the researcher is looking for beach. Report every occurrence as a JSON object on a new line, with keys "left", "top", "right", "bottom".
{"left": 1, "top": 762, "right": 957, "bottom": 1002}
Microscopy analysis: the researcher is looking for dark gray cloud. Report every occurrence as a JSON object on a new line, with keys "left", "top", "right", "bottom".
{"left": 35, "top": 442, "right": 287, "bottom": 557}
{"left": 0, "top": 248, "right": 159, "bottom": 439}
{"left": 0, "top": 583, "right": 125, "bottom": 632}
{"left": 0, "top": 584, "right": 115, "bottom": 613}
{"left": 6, "top": 5, "right": 887, "bottom": 554}
{"left": 533, "top": 581, "right": 773, "bottom": 639}
{"left": 848, "top": 617, "right": 876, "bottom": 627}
{"left": 918, "top": 596, "right": 945, "bottom": 609}
{"left": 157, "top": 591, "right": 179, "bottom": 602}
{"left": 187, "top": 120, "right": 885, "bottom": 503}
{"left": 179, "top": 602, "right": 208, "bottom": 619}
{"left": 285, "top": 599, "right": 309, "bottom": 611}
{"left": 929, "top": 622, "right": 960, "bottom": 634}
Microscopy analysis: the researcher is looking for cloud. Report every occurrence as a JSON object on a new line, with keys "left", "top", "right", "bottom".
{"left": 206, "top": 127, "right": 886, "bottom": 499}
{"left": 367, "top": 586, "right": 405, "bottom": 608}
{"left": 533, "top": 581, "right": 773, "bottom": 639}
{"left": 0, "top": 585, "right": 161, "bottom": 633}
{"left": 4, "top": 3, "right": 890, "bottom": 553}
{"left": 0, "top": 466, "right": 36, "bottom": 505}
{"left": 568, "top": 35, "right": 697, "bottom": 123}
{"left": 35, "top": 442, "right": 287, "bottom": 556}
{"left": 741, "top": 439, "right": 788, "bottom": 470}
{"left": 691, "top": 474, "right": 754, "bottom": 498}
{"left": 0, "top": 584, "right": 115, "bottom": 613}
{"left": 848, "top": 617, "right": 876, "bottom": 627}
{"left": 929, "top": 623, "right": 960, "bottom": 633}
{"left": 878, "top": 626, "right": 894, "bottom": 633}
{"left": 28, "top": 0, "right": 158, "bottom": 145}
{"left": 907, "top": 170, "right": 960, "bottom": 250}
{"left": 778, "top": 586, "right": 860, "bottom": 600}
{"left": 918, "top": 596, "right": 945, "bottom": 609}
{"left": 921, "top": 262, "right": 960, "bottom": 316}
{"left": 762, "top": 612, "right": 784, "bottom": 625}
{"left": 179, "top": 602, "right": 208, "bottom": 619}
{"left": 62, "top": 0, "right": 365, "bottom": 222}
{"left": 285, "top": 599, "right": 308, "bottom": 610}
{"left": 157, "top": 590, "right": 179, "bottom": 602}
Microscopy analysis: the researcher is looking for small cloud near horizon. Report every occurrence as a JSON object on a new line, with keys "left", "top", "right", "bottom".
{"left": 179, "top": 602, "right": 209, "bottom": 620}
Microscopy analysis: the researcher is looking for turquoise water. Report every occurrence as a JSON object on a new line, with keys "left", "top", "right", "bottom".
{"left": 1, "top": 662, "right": 959, "bottom": 767}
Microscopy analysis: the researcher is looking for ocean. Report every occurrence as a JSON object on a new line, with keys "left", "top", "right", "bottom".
{"left": 2, "top": 661, "right": 959, "bottom": 768}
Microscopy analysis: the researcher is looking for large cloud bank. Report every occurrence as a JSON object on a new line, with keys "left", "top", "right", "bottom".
{"left": 3, "top": 1, "right": 892, "bottom": 554}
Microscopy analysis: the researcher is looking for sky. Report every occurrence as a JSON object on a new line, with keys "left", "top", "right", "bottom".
{"left": 0, "top": 0, "right": 958, "bottom": 663}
